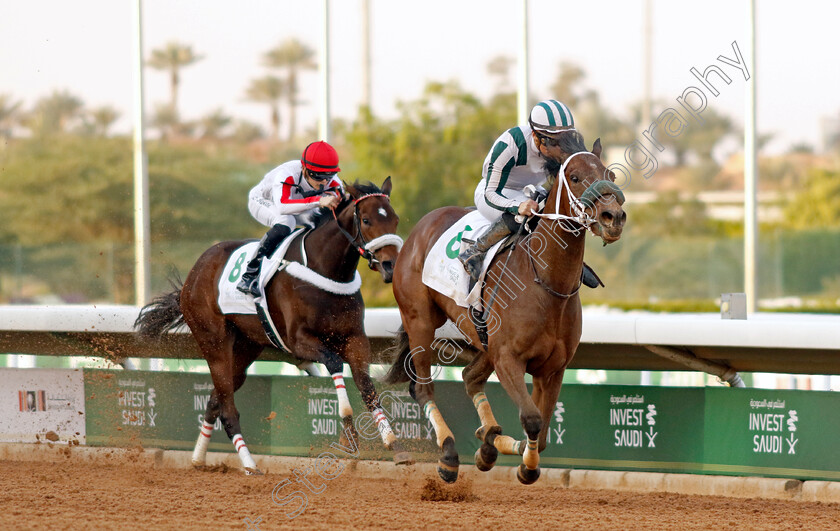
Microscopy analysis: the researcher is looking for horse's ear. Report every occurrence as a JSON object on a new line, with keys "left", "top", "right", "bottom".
{"left": 592, "top": 138, "right": 603, "bottom": 159}
{"left": 381, "top": 176, "right": 392, "bottom": 196}
{"left": 345, "top": 182, "right": 360, "bottom": 199}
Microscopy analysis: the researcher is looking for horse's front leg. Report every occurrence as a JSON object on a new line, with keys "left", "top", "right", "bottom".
{"left": 343, "top": 334, "right": 414, "bottom": 465}
{"left": 531, "top": 370, "right": 566, "bottom": 453}
{"left": 493, "top": 350, "right": 543, "bottom": 485}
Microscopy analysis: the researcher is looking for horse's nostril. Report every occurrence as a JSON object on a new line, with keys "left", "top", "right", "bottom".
{"left": 381, "top": 260, "right": 394, "bottom": 272}
{"left": 600, "top": 211, "right": 614, "bottom": 225}
{"left": 620, "top": 211, "right": 627, "bottom": 226}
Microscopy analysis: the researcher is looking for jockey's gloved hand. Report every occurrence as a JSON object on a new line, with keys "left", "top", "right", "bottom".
{"left": 319, "top": 193, "right": 340, "bottom": 209}
{"left": 517, "top": 199, "right": 539, "bottom": 217}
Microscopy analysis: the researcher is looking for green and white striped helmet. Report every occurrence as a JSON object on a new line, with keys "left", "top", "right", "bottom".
{"left": 529, "top": 99, "right": 575, "bottom": 133}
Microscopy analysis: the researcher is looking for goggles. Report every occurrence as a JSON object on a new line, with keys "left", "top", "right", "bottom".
{"left": 307, "top": 170, "right": 336, "bottom": 182}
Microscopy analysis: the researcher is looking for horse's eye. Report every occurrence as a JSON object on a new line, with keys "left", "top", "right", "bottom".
{"left": 362, "top": 218, "right": 370, "bottom": 225}
{"left": 571, "top": 175, "right": 580, "bottom": 183}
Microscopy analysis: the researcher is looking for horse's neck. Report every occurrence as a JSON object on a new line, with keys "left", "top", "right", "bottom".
{"left": 527, "top": 181, "right": 586, "bottom": 291}
{"left": 300, "top": 207, "right": 360, "bottom": 282}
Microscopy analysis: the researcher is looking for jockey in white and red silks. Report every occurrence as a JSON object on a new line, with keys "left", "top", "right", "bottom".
{"left": 237, "top": 140, "right": 345, "bottom": 297}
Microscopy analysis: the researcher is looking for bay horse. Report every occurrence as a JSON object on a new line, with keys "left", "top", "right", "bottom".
{"left": 385, "top": 136, "right": 626, "bottom": 484}
{"left": 135, "top": 178, "right": 413, "bottom": 474}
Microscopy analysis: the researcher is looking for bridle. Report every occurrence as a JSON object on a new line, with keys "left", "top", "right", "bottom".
{"left": 524, "top": 151, "right": 624, "bottom": 298}
{"left": 332, "top": 193, "right": 404, "bottom": 269}
{"left": 530, "top": 151, "right": 600, "bottom": 233}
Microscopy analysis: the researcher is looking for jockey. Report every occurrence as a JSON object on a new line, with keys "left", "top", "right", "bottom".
{"left": 458, "top": 99, "right": 600, "bottom": 288}
{"left": 237, "top": 140, "right": 344, "bottom": 297}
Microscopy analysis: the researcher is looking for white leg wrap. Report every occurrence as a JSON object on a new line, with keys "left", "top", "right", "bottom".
{"left": 523, "top": 437, "right": 539, "bottom": 470}
{"left": 331, "top": 373, "right": 353, "bottom": 418}
{"left": 373, "top": 407, "right": 396, "bottom": 446}
{"left": 191, "top": 420, "right": 214, "bottom": 465}
{"left": 232, "top": 433, "right": 257, "bottom": 470}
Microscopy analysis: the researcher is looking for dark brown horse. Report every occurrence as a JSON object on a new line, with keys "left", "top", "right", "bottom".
{"left": 385, "top": 137, "right": 626, "bottom": 484}
{"left": 135, "top": 178, "right": 413, "bottom": 474}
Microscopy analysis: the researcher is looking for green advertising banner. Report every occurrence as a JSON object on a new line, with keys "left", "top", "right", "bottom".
{"left": 703, "top": 388, "right": 840, "bottom": 481}
{"left": 81, "top": 370, "right": 840, "bottom": 482}
{"left": 84, "top": 370, "right": 273, "bottom": 454}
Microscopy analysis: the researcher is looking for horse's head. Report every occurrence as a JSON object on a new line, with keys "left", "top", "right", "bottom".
{"left": 344, "top": 177, "right": 402, "bottom": 283}
{"left": 541, "top": 134, "right": 626, "bottom": 244}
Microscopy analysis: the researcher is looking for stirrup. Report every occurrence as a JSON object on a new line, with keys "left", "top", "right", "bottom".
{"left": 236, "top": 273, "right": 260, "bottom": 297}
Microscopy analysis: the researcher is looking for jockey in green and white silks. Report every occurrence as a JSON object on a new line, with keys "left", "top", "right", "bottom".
{"left": 476, "top": 100, "right": 574, "bottom": 220}
{"left": 459, "top": 99, "right": 602, "bottom": 289}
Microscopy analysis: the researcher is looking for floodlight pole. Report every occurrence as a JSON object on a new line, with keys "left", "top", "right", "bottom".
{"left": 133, "top": 0, "right": 150, "bottom": 307}
{"left": 641, "top": 0, "right": 652, "bottom": 130}
{"left": 361, "top": 0, "right": 371, "bottom": 110}
{"left": 744, "top": 0, "right": 758, "bottom": 313}
{"left": 319, "top": 0, "right": 331, "bottom": 142}
{"left": 517, "top": 0, "right": 530, "bottom": 125}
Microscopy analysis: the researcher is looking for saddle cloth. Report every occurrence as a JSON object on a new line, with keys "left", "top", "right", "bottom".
{"left": 421, "top": 210, "right": 507, "bottom": 310}
{"left": 217, "top": 228, "right": 305, "bottom": 315}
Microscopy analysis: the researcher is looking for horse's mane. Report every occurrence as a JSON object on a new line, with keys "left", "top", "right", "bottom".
{"left": 308, "top": 180, "right": 384, "bottom": 229}
{"left": 543, "top": 130, "right": 588, "bottom": 190}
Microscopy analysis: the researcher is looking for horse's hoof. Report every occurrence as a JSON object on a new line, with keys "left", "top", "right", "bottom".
{"left": 244, "top": 467, "right": 264, "bottom": 476}
{"left": 474, "top": 424, "right": 503, "bottom": 442}
{"left": 474, "top": 443, "right": 498, "bottom": 472}
{"left": 393, "top": 452, "right": 415, "bottom": 465}
{"left": 516, "top": 464, "right": 540, "bottom": 485}
{"left": 191, "top": 460, "right": 206, "bottom": 469}
{"left": 437, "top": 461, "right": 460, "bottom": 484}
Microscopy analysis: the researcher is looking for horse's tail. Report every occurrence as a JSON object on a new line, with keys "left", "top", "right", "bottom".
{"left": 134, "top": 273, "right": 186, "bottom": 339}
{"left": 382, "top": 325, "right": 413, "bottom": 384}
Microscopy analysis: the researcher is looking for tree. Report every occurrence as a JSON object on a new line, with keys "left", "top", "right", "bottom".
{"left": 232, "top": 120, "right": 264, "bottom": 143}
{"left": 24, "top": 90, "right": 84, "bottom": 136}
{"left": 659, "top": 107, "right": 733, "bottom": 166}
{"left": 0, "top": 93, "right": 22, "bottom": 140}
{"left": 198, "top": 108, "right": 232, "bottom": 140}
{"left": 549, "top": 61, "right": 587, "bottom": 109}
{"left": 784, "top": 169, "right": 840, "bottom": 229}
{"left": 150, "top": 103, "right": 183, "bottom": 140}
{"left": 263, "top": 38, "right": 317, "bottom": 140}
{"left": 486, "top": 55, "right": 515, "bottom": 94}
{"left": 245, "top": 76, "right": 287, "bottom": 142}
{"left": 88, "top": 106, "right": 120, "bottom": 137}
{"left": 147, "top": 42, "right": 203, "bottom": 117}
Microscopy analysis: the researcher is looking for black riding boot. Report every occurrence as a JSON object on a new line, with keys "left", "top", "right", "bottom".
{"left": 236, "top": 224, "right": 292, "bottom": 297}
{"left": 457, "top": 215, "right": 515, "bottom": 287}
{"left": 581, "top": 262, "right": 604, "bottom": 289}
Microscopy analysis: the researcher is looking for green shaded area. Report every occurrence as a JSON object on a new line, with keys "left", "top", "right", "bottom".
{"left": 83, "top": 370, "right": 840, "bottom": 481}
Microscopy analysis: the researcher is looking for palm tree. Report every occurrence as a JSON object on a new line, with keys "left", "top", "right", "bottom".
{"left": 263, "top": 38, "right": 317, "bottom": 140}
{"left": 150, "top": 103, "right": 180, "bottom": 140}
{"left": 89, "top": 105, "right": 120, "bottom": 136}
{"left": 0, "top": 93, "right": 22, "bottom": 140}
{"left": 244, "top": 76, "right": 287, "bottom": 142}
{"left": 147, "top": 42, "right": 203, "bottom": 117}
{"left": 26, "top": 90, "right": 84, "bottom": 135}
{"left": 199, "top": 108, "right": 232, "bottom": 139}
{"left": 232, "top": 120, "right": 264, "bottom": 144}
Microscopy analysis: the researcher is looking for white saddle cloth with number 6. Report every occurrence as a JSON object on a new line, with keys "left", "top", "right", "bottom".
{"left": 421, "top": 210, "right": 506, "bottom": 310}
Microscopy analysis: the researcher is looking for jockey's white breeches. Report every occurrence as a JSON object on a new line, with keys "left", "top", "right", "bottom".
{"left": 474, "top": 180, "right": 529, "bottom": 222}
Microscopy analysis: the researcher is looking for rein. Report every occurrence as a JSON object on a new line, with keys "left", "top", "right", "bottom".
{"left": 332, "top": 193, "right": 404, "bottom": 269}
{"left": 524, "top": 151, "right": 614, "bottom": 298}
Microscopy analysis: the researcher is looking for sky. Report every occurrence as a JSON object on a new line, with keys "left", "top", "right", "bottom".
{"left": 2, "top": 0, "right": 839, "bottom": 156}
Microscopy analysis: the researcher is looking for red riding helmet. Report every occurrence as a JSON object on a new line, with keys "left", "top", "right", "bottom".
{"left": 301, "top": 140, "right": 341, "bottom": 174}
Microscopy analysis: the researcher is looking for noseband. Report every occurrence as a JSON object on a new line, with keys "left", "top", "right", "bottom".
{"left": 332, "top": 193, "right": 404, "bottom": 269}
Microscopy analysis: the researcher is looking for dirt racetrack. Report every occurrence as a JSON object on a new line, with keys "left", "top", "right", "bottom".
{"left": 2, "top": 457, "right": 839, "bottom": 530}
